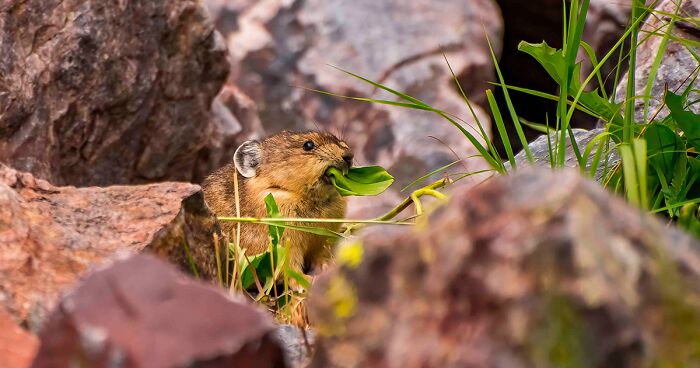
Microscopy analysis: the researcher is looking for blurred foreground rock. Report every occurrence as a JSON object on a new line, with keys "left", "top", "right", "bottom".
{"left": 310, "top": 169, "right": 700, "bottom": 367}
{"left": 0, "top": 0, "right": 230, "bottom": 186}
{"left": 0, "top": 309, "right": 38, "bottom": 368}
{"left": 204, "top": 0, "right": 501, "bottom": 217}
{"left": 0, "top": 164, "right": 218, "bottom": 331}
{"left": 32, "top": 254, "right": 286, "bottom": 368}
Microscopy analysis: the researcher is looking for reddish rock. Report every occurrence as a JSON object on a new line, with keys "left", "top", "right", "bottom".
{"left": 309, "top": 170, "right": 700, "bottom": 367}
{"left": 32, "top": 254, "right": 286, "bottom": 368}
{"left": 0, "top": 309, "right": 39, "bottom": 368}
{"left": 204, "top": 0, "right": 501, "bottom": 217}
{"left": 0, "top": 164, "right": 219, "bottom": 331}
{"left": 0, "top": 0, "right": 229, "bottom": 186}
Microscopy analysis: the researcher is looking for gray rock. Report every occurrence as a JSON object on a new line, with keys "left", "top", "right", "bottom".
{"left": 513, "top": 128, "right": 619, "bottom": 181}
{"left": 275, "top": 324, "right": 314, "bottom": 368}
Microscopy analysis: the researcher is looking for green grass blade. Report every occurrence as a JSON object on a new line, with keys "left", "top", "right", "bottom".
{"left": 580, "top": 41, "right": 609, "bottom": 100}
{"left": 642, "top": 3, "right": 679, "bottom": 122}
{"left": 444, "top": 54, "right": 504, "bottom": 167}
{"left": 633, "top": 138, "right": 648, "bottom": 209}
{"left": 619, "top": 144, "right": 641, "bottom": 206}
{"left": 487, "top": 90, "right": 516, "bottom": 168}
{"left": 401, "top": 159, "right": 461, "bottom": 192}
{"left": 487, "top": 33, "right": 533, "bottom": 163}
{"left": 624, "top": 0, "right": 645, "bottom": 142}
{"left": 328, "top": 64, "right": 431, "bottom": 107}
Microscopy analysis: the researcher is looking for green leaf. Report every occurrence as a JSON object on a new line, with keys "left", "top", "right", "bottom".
{"left": 239, "top": 243, "right": 289, "bottom": 290}
{"left": 286, "top": 269, "right": 311, "bottom": 290}
{"left": 644, "top": 123, "right": 684, "bottom": 178}
{"left": 264, "top": 194, "right": 283, "bottom": 246}
{"left": 240, "top": 252, "right": 267, "bottom": 290}
{"left": 518, "top": 41, "right": 567, "bottom": 85}
{"left": 666, "top": 91, "right": 700, "bottom": 151}
{"left": 326, "top": 166, "right": 394, "bottom": 196}
{"left": 518, "top": 41, "right": 626, "bottom": 140}
{"left": 661, "top": 154, "right": 689, "bottom": 217}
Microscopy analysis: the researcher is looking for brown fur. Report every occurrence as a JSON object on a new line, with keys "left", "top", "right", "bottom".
{"left": 202, "top": 131, "right": 352, "bottom": 274}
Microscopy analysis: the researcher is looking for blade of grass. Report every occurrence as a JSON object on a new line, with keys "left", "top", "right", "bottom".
{"left": 487, "top": 89, "right": 516, "bottom": 168}
{"left": 486, "top": 33, "right": 534, "bottom": 163}
{"left": 307, "top": 81, "right": 503, "bottom": 171}
{"left": 633, "top": 138, "right": 648, "bottom": 209}
{"left": 624, "top": 0, "right": 645, "bottom": 142}
{"left": 444, "top": 55, "right": 505, "bottom": 170}
{"left": 401, "top": 159, "right": 461, "bottom": 192}
{"left": 643, "top": 2, "right": 680, "bottom": 122}
{"left": 181, "top": 238, "right": 200, "bottom": 279}
{"left": 327, "top": 64, "right": 433, "bottom": 107}
{"left": 580, "top": 41, "right": 609, "bottom": 100}
{"left": 218, "top": 217, "right": 413, "bottom": 225}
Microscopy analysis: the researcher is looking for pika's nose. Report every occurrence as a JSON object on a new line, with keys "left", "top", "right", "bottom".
{"left": 342, "top": 152, "right": 354, "bottom": 167}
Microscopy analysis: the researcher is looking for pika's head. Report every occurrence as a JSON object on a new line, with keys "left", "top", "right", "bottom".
{"left": 234, "top": 131, "right": 353, "bottom": 196}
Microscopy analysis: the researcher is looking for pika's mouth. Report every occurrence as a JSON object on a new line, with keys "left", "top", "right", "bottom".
{"left": 322, "top": 162, "right": 350, "bottom": 185}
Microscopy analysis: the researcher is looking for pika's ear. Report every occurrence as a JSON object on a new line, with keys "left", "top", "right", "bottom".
{"left": 233, "top": 140, "right": 262, "bottom": 178}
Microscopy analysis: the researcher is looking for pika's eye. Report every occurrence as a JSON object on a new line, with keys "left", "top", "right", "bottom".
{"left": 303, "top": 140, "right": 315, "bottom": 151}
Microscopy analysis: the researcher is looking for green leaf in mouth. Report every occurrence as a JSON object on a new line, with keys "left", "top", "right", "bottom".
{"left": 326, "top": 166, "right": 394, "bottom": 196}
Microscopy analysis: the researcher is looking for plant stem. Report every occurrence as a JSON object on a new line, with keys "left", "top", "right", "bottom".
{"left": 374, "top": 178, "right": 450, "bottom": 222}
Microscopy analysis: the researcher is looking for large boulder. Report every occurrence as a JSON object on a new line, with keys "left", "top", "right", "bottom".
{"left": 32, "top": 254, "right": 286, "bottom": 368}
{"left": 0, "top": 164, "right": 219, "bottom": 331}
{"left": 309, "top": 169, "right": 700, "bottom": 367}
{"left": 0, "top": 309, "right": 38, "bottom": 368}
{"left": 204, "top": 0, "right": 502, "bottom": 217}
{"left": 0, "top": 0, "right": 230, "bottom": 186}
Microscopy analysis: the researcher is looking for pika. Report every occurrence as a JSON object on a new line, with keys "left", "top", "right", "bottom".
{"left": 202, "top": 131, "right": 353, "bottom": 275}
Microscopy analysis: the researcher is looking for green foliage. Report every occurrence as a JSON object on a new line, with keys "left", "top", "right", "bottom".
{"left": 518, "top": 41, "right": 627, "bottom": 141}
{"left": 667, "top": 91, "right": 700, "bottom": 151}
{"left": 516, "top": 1, "right": 700, "bottom": 235}
{"left": 238, "top": 194, "right": 288, "bottom": 293}
{"left": 326, "top": 166, "right": 395, "bottom": 196}
{"left": 646, "top": 92, "right": 700, "bottom": 228}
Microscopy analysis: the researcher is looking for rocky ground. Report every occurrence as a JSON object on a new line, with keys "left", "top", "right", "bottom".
{"left": 1, "top": 0, "right": 699, "bottom": 367}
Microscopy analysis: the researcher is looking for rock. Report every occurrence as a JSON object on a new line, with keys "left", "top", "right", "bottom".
{"left": 0, "top": 308, "right": 38, "bottom": 368}
{"left": 0, "top": 164, "right": 219, "bottom": 331}
{"left": 204, "top": 0, "right": 501, "bottom": 218}
{"left": 512, "top": 128, "right": 619, "bottom": 181}
{"left": 32, "top": 254, "right": 287, "bottom": 368}
{"left": 309, "top": 169, "right": 700, "bottom": 367}
{"left": 275, "top": 325, "right": 314, "bottom": 368}
{"left": 614, "top": 0, "right": 700, "bottom": 122}
{"left": 0, "top": 0, "right": 229, "bottom": 186}
{"left": 194, "top": 84, "right": 266, "bottom": 183}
